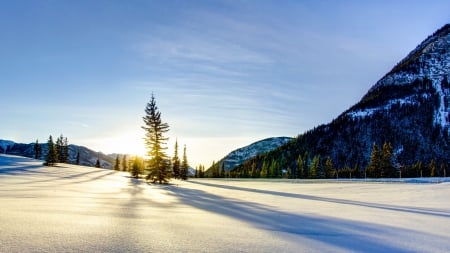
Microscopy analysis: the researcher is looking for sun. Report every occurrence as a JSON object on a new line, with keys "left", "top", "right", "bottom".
{"left": 97, "top": 132, "right": 146, "bottom": 157}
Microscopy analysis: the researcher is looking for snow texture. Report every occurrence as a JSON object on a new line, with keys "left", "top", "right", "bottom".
{"left": 352, "top": 25, "right": 450, "bottom": 127}
{"left": 1, "top": 154, "right": 449, "bottom": 253}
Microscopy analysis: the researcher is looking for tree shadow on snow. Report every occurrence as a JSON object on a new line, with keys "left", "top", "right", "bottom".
{"left": 187, "top": 180, "right": 450, "bottom": 218}
{"left": 166, "top": 182, "right": 449, "bottom": 253}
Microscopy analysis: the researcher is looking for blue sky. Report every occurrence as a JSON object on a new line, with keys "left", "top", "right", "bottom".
{"left": 1, "top": 1, "right": 449, "bottom": 167}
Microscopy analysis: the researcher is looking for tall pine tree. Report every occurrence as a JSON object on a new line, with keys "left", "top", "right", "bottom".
{"left": 325, "top": 156, "right": 335, "bottom": 178}
{"left": 381, "top": 142, "right": 395, "bottom": 178}
{"left": 172, "top": 139, "right": 181, "bottom": 179}
{"left": 142, "top": 94, "right": 170, "bottom": 184}
{"left": 114, "top": 155, "right": 121, "bottom": 171}
{"left": 45, "top": 135, "right": 57, "bottom": 166}
{"left": 310, "top": 155, "right": 321, "bottom": 179}
{"left": 34, "top": 139, "right": 42, "bottom": 160}
{"left": 367, "top": 143, "right": 381, "bottom": 178}
{"left": 296, "top": 155, "right": 304, "bottom": 179}
{"left": 180, "top": 145, "right": 189, "bottom": 180}
{"left": 122, "top": 155, "right": 128, "bottom": 171}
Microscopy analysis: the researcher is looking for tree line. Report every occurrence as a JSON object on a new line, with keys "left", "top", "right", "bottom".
{"left": 225, "top": 141, "right": 448, "bottom": 179}
{"left": 42, "top": 134, "right": 70, "bottom": 166}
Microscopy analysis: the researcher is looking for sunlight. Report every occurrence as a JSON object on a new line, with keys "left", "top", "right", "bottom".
{"left": 95, "top": 132, "right": 146, "bottom": 157}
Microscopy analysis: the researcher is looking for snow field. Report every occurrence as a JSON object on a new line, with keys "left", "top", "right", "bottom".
{"left": 0, "top": 154, "right": 449, "bottom": 252}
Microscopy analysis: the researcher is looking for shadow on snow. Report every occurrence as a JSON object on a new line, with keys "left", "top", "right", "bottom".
{"left": 165, "top": 180, "right": 449, "bottom": 252}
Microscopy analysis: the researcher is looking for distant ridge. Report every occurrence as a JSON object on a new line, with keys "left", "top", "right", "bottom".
{"left": 0, "top": 139, "right": 115, "bottom": 169}
{"left": 207, "top": 137, "right": 293, "bottom": 173}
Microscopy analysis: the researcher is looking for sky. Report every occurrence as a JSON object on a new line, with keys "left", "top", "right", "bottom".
{"left": 1, "top": 0, "right": 449, "bottom": 167}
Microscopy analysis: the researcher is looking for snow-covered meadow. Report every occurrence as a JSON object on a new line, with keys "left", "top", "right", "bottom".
{"left": 1, "top": 154, "right": 449, "bottom": 252}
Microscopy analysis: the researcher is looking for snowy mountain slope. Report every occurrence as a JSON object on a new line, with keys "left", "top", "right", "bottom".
{"left": 0, "top": 139, "right": 114, "bottom": 169}
{"left": 209, "top": 137, "right": 293, "bottom": 172}
{"left": 362, "top": 24, "right": 450, "bottom": 129}
{"left": 236, "top": 24, "right": 450, "bottom": 173}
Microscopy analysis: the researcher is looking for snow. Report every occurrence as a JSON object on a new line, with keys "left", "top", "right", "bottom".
{"left": 347, "top": 96, "right": 417, "bottom": 119}
{"left": 360, "top": 29, "right": 450, "bottom": 127}
{"left": 1, "top": 154, "right": 450, "bottom": 252}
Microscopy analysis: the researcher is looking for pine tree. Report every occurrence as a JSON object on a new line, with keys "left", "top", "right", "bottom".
{"left": 180, "top": 145, "right": 189, "bottom": 180}
{"left": 367, "top": 143, "right": 381, "bottom": 178}
{"left": 412, "top": 161, "right": 423, "bottom": 177}
{"left": 122, "top": 155, "right": 128, "bottom": 171}
{"left": 325, "top": 156, "right": 335, "bottom": 178}
{"left": 62, "top": 137, "right": 69, "bottom": 163}
{"left": 310, "top": 155, "right": 325, "bottom": 178}
{"left": 114, "top": 155, "right": 120, "bottom": 171}
{"left": 381, "top": 142, "right": 395, "bottom": 178}
{"left": 131, "top": 156, "right": 144, "bottom": 179}
{"left": 250, "top": 161, "right": 257, "bottom": 178}
{"left": 76, "top": 151, "right": 80, "bottom": 165}
{"left": 310, "top": 155, "right": 321, "bottom": 179}
{"left": 260, "top": 160, "right": 268, "bottom": 178}
{"left": 221, "top": 162, "right": 226, "bottom": 178}
{"left": 429, "top": 159, "right": 436, "bottom": 177}
{"left": 172, "top": 139, "right": 181, "bottom": 179}
{"left": 297, "top": 155, "right": 304, "bottom": 179}
{"left": 303, "top": 151, "right": 310, "bottom": 178}
{"left": 142, "top": 94, "right": 170, "bottom": 184}
{"left": 34, "top": 139, "right": 42, "bottom": 160}
{"left": 45, "top": 135, "right": 57, "bottom": 166}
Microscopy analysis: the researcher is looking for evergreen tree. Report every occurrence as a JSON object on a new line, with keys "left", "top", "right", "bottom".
{"left": 260, "top": 160, "right": 268, "bottom": 178}
{"left": 221, "top": 162, "right": 226, "bottom": 178}
{"left": 412, "top": 161, "right": 423, "bottom": 177}
{"left": 429, "top": 159, "right": 436, "bottom": 177}
{"left": 172, "top": 139, "right": 181, "bottom": 179}
{"left": 122, "top": 155, "right": 128, "bottom": 171}
{"left": 142, "top": 94, "right": 171, "bottom": 184}
{"left": 45, "top": 135, "right": 57, "bottom": 166}
{"left": 367, "top": 143, "right": 381, "bottom": 178}
{"left": 194, "top": 167, "right": 199, "bottom": 178}
{"left": 199, "top": 165, "right": 205, "bottom": 178}
{"left": 180, "top": 145, "right": 189, "bottom": 180}
{"left": 131, "top": 156, "right": 144, "bottom": 179}
{"left": 34, "top": 139, "right": 42, "bottom": 160}
{"left": 325, "top": 156, "right": 335, "bottom": 178}
{"left": 303, "top": 151, "right": 310, "bottom": 178}
{"left": 250, "top": 161, "right": 257, "bottom": 178}
{"left": 381, "top": 142, "right": 395, "bottom": 178}
{"left": 62, "top": 137, "right": 69, "bottom": 163}
{"left": 53, "top": 135, "right": 69, "bottom": 163}
{"left": 297, "top": 155, "right": 304, "bottom": 179}
{"left": 96, "top": 158, "right": 101, "bottom": 168}
{"left": 310, "top": 155, "right": 320, "bottom": 179}
{"left": 211, "top": 161, "right": 217, "bottom": 178}
{"left": 76, "top": 151, "right": 80, "bottom": 165}
{"left": 114, "top": 155, "right": 121, "bottom": 171}
{"left": 440, "top": 163, "right": 446, "bottom": 177}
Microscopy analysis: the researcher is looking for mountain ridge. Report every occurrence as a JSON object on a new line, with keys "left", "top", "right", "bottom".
{"left": 207, "top": 137, "right": 293, "bottom": 173}
{"left": 0, "top": 139, "right": 115, "bottom": 169}
{"left": 234, "top": 24, "right": 450, "bottom": 177}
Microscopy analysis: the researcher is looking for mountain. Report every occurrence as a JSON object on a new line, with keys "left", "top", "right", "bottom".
{"left": 207, "top": 137, "right": 293, "bottom": 173}
{"left": 0, "top": 139, "right": 115, "bottom": 169}
{"left": 235, "top": 24, "right": 450, "bottom": 177}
